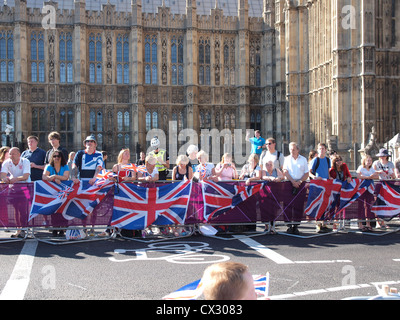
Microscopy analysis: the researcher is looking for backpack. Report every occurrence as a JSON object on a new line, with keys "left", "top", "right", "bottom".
{"left": 311, "top": 157, "right": 330, "bottom": 176}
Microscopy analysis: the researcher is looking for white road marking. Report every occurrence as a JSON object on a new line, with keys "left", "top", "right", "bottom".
{"left": 234, "top": 236, "right": 353, "bottom": 265}
{"left": 0, "top": 240, "right": 38, "bottom": 300}
{"left": 270, "top": 281, "right": 400, "bottom": 299}
{"left": 233, "top": 236, "right": 294, "bottom": 264}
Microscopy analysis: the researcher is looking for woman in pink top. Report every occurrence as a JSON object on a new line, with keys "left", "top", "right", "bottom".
{"left": 215, "top": 153, "right": 238, "bottom": 181}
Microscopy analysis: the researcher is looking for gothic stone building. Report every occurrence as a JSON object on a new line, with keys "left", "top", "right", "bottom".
{"left": 0, "top": 0, "right": 399, "bottom": 166}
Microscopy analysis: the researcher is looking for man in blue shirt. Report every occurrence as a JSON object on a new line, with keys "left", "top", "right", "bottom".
{"left": 72, "top": 135, "right": 104, "bottom": 185}
{"left": 21, "top": 136, "right": 46, "bottom": 181}
{"left": 309, "top": 143, "right": 331, "bottom": 180}
{"left": 246, "top": 130, "right": 266, "bottom": 156}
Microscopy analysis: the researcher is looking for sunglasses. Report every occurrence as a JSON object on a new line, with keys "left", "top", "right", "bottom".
{"left": 53, "top": 154, "right": 61, "bottom": 158}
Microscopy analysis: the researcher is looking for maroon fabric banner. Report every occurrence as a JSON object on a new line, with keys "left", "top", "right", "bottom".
{"left": 0, "top": 181, "right": 391, "bottom": 228}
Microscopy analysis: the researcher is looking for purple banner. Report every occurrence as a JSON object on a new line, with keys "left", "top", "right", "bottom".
{"left": 0, "top": 180, "right": 391, "bottom": 228}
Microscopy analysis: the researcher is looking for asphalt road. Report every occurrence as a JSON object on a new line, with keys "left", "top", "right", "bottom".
{"left": 1, "top": 223, "right": 400, "bottom": 302}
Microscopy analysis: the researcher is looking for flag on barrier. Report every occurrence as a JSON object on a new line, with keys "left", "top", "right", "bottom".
{"left": 337, "top": 179, "right": 375, "bottom": 215}
{"left": 304, "top": 179, "right": 342, "bottom": 220}
{"left": 162, "top": 274, "right": 269, "bottom": 300}
{"left": 111, "top": 180, "right": 192, "bottom": 230}
{"left": 372, "top": 181, "right": 400, "bottom": 220}
{"left": 29, "top": 178, "right": 114, "bottom": 221}
{"left": 202, "top": 181, "right": 265, "bottom": 222}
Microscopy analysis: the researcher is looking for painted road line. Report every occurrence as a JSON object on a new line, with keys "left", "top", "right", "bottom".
{"left": 233, "top": 236, "right": 294, "bottom": 264}
{"left": 0, "top": 240, "right": 38, "bottom": 300}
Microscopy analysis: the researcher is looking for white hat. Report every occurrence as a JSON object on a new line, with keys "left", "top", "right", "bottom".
{"left": 150, "top": 136, "right": 160, "bottom": 148}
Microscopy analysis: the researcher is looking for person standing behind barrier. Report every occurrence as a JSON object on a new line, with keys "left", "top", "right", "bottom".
{"left": 136, "top": 151, "right": 146, "bottom": 166}
{"left": 45, "top": 131, "right": 68, "bottom": 165}
{"left": 395, "top": 151, "right": 400, "bottom": 179}
{"left": 308, "top": 143, "right": 332, "bottom": 233}
{"left": 309, "top": 143, "right": 331, "bottom": 180}
{"left": 373, "top": 148, "right": 396, "bottom": 180}
{"left": 21, "top": 136, "right": 46, "bottom": 181}
{"left": 109, "top": 148, "right": 136, "bottom": 183}
{"left": 201, "top": 262, "right": 257, "bottom": 300}
{"left": 149, "top": 136, "right": 169, "bottom": 181}
{"left": 43, "top": 150, "right": 70, "bottom": 237}
{"left": 356, "top": 155, "right": 380, "bottom": 231}
{"left": 282, "top": 142, "right": 309, "bottom": 235}
{"left": 186, "top": 144, "right": 199, "bottom": 172}
{"left": 329, "top": 155, "right": 352, "bottom": 183}
{"left": 215, "top": 153, "right": 238, "bottom": 181}
{"left": 67, "top": 152, "right": 75, "bottom": 180}
{"left": 1, "top": 147, "right": 31, "bottom": 238}
{"left": 172, "top": 155, "right": 193, "bottom": 181}
{"left": 0, "top": 146, "right": 10, "bottom": 171}
{"left": 239, "top": 154, "right": 261, "bottom": 186}
{"left": 137, "top": 155, "right": 159, "bottom": 182}
{"left": 246, "top": 130, "right": 266, "bottom": 156}
{"left": 194, "top": 150, "right": 216, "bottom": 182}
{"left": 71, "top": 135, "right": 104, "bottom": 185}
{"left": 260, "top": 137, "right": 284, "bottom": 171}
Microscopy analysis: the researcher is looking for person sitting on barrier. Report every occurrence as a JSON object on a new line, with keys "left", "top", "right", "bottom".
{"left": 239, "top": 154, "right": 261, "bottom": 186}
{"left": 42, "top": 150, "right": 69, "bottom": 184}
{"left": 193, "top": 150, "right": 217, "bottom": 182}
{"left": 329, "top": 155, "right": 352, "bottom": 183}
{"left": 0, "top": 146, "right": 10, "bottom": 171}
{"left": 373, "top": 148, "right": 396, "bottom": 180}
{"left": 262, "top": 160, "right": 284, "bottom": 182}
{"left": 137, "top": 155, "right": 159, "bottom": 182}
{"left": 172, "top": 154, "right": 193, "bottom": 181}
{"left": 109, "top": 148, "right": 136, "bottom": 183}
{"left": 201, "top": 262, "right": 257, "bottom": 300}
{"left": 215, "top": 153, "right": 238, "bottom": 181}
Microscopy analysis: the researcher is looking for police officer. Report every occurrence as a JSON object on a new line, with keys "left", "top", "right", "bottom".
{"left": 148, "top": 136, "right": 169, "bottom": 180}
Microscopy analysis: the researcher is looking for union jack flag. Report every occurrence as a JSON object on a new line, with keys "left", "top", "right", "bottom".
{"left": 29, "top": 177, "right": 114, "bottom": 221}
{"left": 162, "top": 274, "right": 269, "bottom": 300}
{"left": 336, "top": 179, "right": 375, "bottom": 215}
{"left": 111, "top": 180, "right": 192, "bottom": 230}
{"left": 304, "top": 179, "right": 342, "bottom": 220}
{"left": 372, "top": 181, "right": 400, "bottom": 220}
{"left": 202, "top": 181, "right": 265, "bottom": 222}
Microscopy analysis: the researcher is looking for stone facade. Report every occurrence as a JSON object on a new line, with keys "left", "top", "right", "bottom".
{"left": 0, "top": 0, "right": 399, "bottom": 166}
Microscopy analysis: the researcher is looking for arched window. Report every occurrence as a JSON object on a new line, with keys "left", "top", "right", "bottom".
{"left": 60, "top": 32, "right": 73, "bottom": 83}
{"left": 144, "top": 35, "right": 157, "bottom": 85}
{"left": 199, "top": 37, "right": 211, "bottom": 85}
{"left": 31, "top": 32, "right": 44, "bottom": 83}
{"left": 171, "top": 36, "right": 184, "bottom": 85}
{"left": 116, "top": 34, "right": 130, "bottom": 84}
{"left": 88, "top": 33, "right": 102, "bottom": 83}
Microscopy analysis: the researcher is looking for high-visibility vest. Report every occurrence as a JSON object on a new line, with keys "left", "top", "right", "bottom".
{"left": 149, "top": 149, "right": 167, "bottom": 172}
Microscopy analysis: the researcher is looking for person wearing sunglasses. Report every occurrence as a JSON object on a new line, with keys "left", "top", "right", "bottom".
{"left": 42, "top": 150, "right": 69, "bottom": 184}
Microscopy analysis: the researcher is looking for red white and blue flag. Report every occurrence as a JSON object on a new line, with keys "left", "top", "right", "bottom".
{"left": 337, "top": 179, "right": 375, "bottom": 215}
{"left": 162, "top": 274, "right": 269, "bottom": 300}
{"left": 202, "top": 181, "right": 265, "bottom": 222}
{"left": 304, "top": 179, "right": 342, "bottom": 220}
{"left": 372, "top": 181, "right": 400, "bottom": 220}
{"left": 111, "top": 180, "right": 192, "bottom": 230}
{"left": 29, "top": 177, "right": 114, "bottom": 221}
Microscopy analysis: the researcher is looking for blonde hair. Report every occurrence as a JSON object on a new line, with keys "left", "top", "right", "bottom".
{"left": 220, "top": 153, "right": 232, "bottom": 164}
{"left": 248, "top": 153, "right": 259, "bottom": 163}
{"left": 176, "top": 154, "right": 189, "bottom": 166}
{"left": 117, "top": 148, "right": 130, "bottom": 164}
{"left": 201, "top": 262, "right": 250, "bottom": 300}
{"left": 196, "top": 150, "right": 209, "bottom": 162}
{"left": 145, "top": 155, "right": 157, "bottom": 165}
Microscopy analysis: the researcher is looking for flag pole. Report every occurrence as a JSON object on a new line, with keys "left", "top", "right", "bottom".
{"left": 265, "top": 272, "right": 270, "bottom": 298}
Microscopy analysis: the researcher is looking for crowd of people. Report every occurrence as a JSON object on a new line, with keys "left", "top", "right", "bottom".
{"left": 0, "top": 130, "right": 399, "bottom": 238}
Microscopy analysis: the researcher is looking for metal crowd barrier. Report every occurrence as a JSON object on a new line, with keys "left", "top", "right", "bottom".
{"left": 0, "top": 180, "right": 399, "bottom": 245}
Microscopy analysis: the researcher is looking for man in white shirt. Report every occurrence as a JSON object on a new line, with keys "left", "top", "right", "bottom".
{"left": 1, "top": 147, "right": 31, "bottom": 183}
{"left": 282, "top": 142, "right": 309, "bottom": 235}
{"left": 0, "top": 147, "right": 31, "bottom": 238}
{"left": 260, "top": 137, "right": 285, "bottom": 170}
